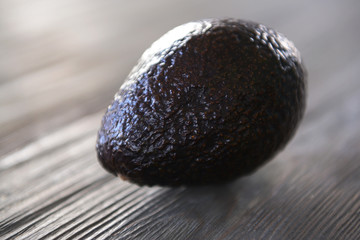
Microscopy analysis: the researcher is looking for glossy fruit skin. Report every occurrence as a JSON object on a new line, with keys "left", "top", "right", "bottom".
{"left": 96, "top": 19, "right": 306, "bottom": 186}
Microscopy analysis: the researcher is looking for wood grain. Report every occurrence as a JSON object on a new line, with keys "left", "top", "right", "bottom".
{"left": 1, "top": 0, "right": 360, "bottom": 239}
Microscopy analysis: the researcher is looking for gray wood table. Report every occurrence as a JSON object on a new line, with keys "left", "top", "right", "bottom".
{"left": 1, "top": 0, "right": 359, "bottom": 239}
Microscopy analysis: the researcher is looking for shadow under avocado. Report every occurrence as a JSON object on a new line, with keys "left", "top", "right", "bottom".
{"left": 111, "top": 166, "right": 277, "bottom": 239}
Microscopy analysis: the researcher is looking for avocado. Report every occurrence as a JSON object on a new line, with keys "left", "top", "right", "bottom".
{"left": 96, "top": 19, "right": 306, "bottom": 186}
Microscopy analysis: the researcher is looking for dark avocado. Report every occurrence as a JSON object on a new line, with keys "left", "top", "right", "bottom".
{"left": 96, "top": 19, "right": 306, "bottom": 186}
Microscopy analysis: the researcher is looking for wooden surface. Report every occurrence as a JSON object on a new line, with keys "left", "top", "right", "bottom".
{"left": 1, "top": 0, "right": 360, "bottom": 239}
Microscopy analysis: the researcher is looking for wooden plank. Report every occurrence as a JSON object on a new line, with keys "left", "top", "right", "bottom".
{"left": 1, "top": 0, "right": 360, "bottom": 239}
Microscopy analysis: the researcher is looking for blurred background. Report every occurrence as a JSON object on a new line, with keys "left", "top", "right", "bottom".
{"left": 1, "top": 0, "right": 360, "bottom": 239}
{"left": 1, "top": 0, "right": 359, "bottom": 155}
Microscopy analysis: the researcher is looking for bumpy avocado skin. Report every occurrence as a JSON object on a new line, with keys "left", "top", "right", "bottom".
{"left": 96, "top": 19, "right": 306, "bottom": 186}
